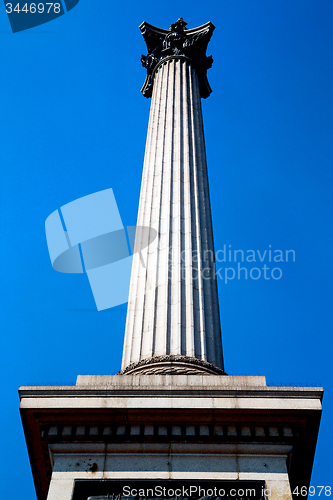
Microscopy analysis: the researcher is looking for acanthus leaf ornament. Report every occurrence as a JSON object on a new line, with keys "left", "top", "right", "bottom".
{"left": 139, "top": 18, "right": 215, "bottom": 98}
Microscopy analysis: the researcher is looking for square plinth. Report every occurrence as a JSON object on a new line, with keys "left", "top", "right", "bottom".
{"left": 19, "top": 375, "right": 323, "bottom": 500}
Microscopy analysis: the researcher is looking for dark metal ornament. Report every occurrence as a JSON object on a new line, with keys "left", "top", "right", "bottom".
{"left": 139, "top": 18, "right": 215, "bottom": 99}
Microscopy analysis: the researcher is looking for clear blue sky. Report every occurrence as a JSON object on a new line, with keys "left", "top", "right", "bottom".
{"left": 0, "top": 0, "right": 332, "bottom": 497}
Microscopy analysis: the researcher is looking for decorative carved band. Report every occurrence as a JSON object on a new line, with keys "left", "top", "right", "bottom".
{"left": 140, "top": 18, "right": 214, "bottom": 98}
{"left": 120, "top": 355, "right": 226, "bottom": 375}
{"left": 43, "top": 423, "right": 294, "bottom": 442}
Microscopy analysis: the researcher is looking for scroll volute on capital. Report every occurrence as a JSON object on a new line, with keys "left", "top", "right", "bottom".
{"left": 139, "top": 18, "right": 215, "bottom": 99}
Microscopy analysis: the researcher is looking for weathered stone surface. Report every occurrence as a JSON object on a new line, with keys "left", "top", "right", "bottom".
{"left": 19, "top": 379, "right": 323, "bottom": 500}
{"left": 76, "top": 374, "right": 267, "bottom": 388}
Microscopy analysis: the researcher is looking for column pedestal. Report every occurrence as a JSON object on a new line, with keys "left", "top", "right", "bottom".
{"left": 19, "top": 376, "right": 322, "bottom": 500}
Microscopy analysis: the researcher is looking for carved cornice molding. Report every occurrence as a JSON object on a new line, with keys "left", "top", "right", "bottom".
{"left": 140, "top": 18, "right": 215, "bottom": 98}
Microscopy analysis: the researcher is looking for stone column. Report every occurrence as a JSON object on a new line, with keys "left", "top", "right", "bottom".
{"left": 122, "top": 19, "right": 224, "bottom": 375}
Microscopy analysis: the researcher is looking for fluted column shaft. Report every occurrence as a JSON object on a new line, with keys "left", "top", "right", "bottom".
{"left": 122, "top": 57, "right": 223, "bottom": 372}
